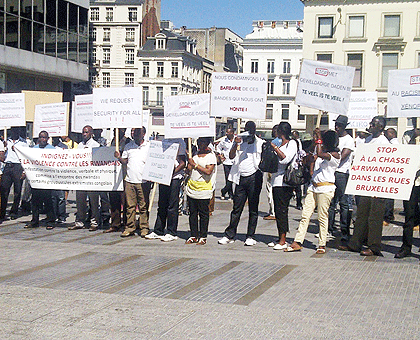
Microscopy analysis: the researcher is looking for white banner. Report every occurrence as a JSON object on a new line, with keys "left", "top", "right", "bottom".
{"left": 210, "top": 72, "right": 267, "bottom": 119}
{"left": 164, "top": 93, "right": 215, "bottom": 139}
{"left": 34, "top": 102, "right": 68, "bottom": 137}
{"left": 0, "top": 93, "right": 26, "bottom": 128}
{"left": 142, "top": 140, "right": 179, "bottom": 186}
{"left": 345, "top": 144, "right": 420, "bottom": 200}
{"left": 15, "top": 146, "right": 123, "bottom": 191}
{"left": 72, "top": 94, "right": 93, "bottom": 133}
{"left": 329, "top": 92, "right": 378, "bottom": 129}
{"left": 388, "top": 68, "right": 420, "bottom": 117}
{"left": 93, "top": 87, "right": 143, "bottom": 128}
{"left": 296, "top": 59, "right": 355, "bottom": 115}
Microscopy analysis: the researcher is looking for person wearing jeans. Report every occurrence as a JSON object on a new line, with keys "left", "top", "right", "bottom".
{"left": 216, "top": 128, "right": 235, "bottom": 200}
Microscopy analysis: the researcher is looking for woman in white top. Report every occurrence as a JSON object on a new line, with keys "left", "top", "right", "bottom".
{"left": 286, "top": 129, "right": 340, "bottom": 254}
{"left": 185, "top": 137, "right": 217, "bottom": 245}
{"left": 269, "top": 122, "right": 298, "bottom": 250}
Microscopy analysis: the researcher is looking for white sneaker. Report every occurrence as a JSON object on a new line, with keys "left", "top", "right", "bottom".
{"left": 273, "top": 242, "right": 288, "bottom": 251}
{"left": 244, "top": 238, "right": 257, "bottom": 246}
{"left": 145, "top": 232, "right": 163, "bottom": 240}
{"left": 160, "top": 234, "right": 178, "bottom": 242}
{"left": 218, "top": 236, "right": 234, "bottom": 245}
{"left": 268, "top": 239, "right": 280, "bottom": 247}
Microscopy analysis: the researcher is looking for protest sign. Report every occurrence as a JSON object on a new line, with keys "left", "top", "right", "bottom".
{"left": 15, "top": 146, "right": 123, "bottom": 191}
{"left": 296, "top": 59, "right": 355, "bottom": 115}
{"left": 72, "top": 94, "right": 93, "bottom": 132}
{"left": 329, "top": 92, "right": 378, "bottom": 129}
{"left": 345, "top": 144, "right": 420, "bottom": 200}
{"left": 143, "top": 140, "right": 179, "bottom": 186}
{"left": 164, "top": 93, "right": 215, "bottom": 139}
{"left": 93, "top": 87, "right": 143, "bottom": 128}
{"left": 210, "top": 72, "right": 267, "bottom": 119}
{"left": 388, "top": 68, "right": 420, "bottom": 117}
{"left": 33, "top": 102, "right": 68, "bottom": 137}
{"left": 0, "top": 93, "right": 26, "bottom": 128}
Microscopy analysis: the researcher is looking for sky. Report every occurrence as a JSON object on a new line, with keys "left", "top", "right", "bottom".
{"left": 161, "top": 0, "right": 305, "bottom": 38}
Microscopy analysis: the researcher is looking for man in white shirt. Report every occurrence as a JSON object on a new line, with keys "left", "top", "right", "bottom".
{"left": 115, "top": 128, "right": 150, "bottom": 237}
{"left": 383, "top": 128, "right": 399, "bottom": 225}
{"left": 328, "top": 115, "right": 355, "bottom": 243}
{"left": 218, "top": 121, "right": 264, "bottom": 246}
{"left": 216, "top": 127, "right": 235, "bottom": 200}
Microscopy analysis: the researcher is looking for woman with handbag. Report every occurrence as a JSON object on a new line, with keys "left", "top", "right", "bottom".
{"left": 285, "top": 129, "right": 340, "bottom": 254}
{"left": 268, "top": 122, "right": 298, "bottom": 250}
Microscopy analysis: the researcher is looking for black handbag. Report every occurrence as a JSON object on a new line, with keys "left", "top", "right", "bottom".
{"left": 283, "top": 141, "right": 310, "bottom": 186}
{"left": 258, "top": 141, "right": 278, "bottom": 173}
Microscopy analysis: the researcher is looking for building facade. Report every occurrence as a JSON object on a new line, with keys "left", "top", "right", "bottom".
{"left": 242, "top": 20, "right": 305, "bottom": 136}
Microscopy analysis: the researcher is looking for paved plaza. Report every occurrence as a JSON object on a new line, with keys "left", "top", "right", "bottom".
{"left": 0, "top": 168, "right": 419, "bottom": 339}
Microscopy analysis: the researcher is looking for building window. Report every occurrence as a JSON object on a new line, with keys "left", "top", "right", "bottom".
{"left": 317, "top": 54, "right": 332, "bottom": 63}
{"left": 267, "top": 60, "right": 275, "bottom": 74}
{"left": 318, "top": 17, "right": 334, "bottom": 38}
{"left": 103, "top": 28, "right": 110, "bottom": 42}
{"left": 251, "top": 60, "right": 259, "bottom": 73}
{"left": 157, "top": 87, "right": 164, "bottom": 105}
{"left": 281, "top": 104, "right": 290, "bottom": 120}
{"left": 126, "top": 28, "right": 135, "bottom": 42}
{"left": 267, "top": 79, "right": 274, "bottom": 95}
{"left": 384, "top": 14, "right": 400, "bottom": 37}
{"left": 418, "top": 52, "right": 420, "bottom": 67}
{"left": 92, "top": 48, "right": 96, "bottom": 63}
{"left": 157, "top": 62, "right": 164, "bottom": 77}
{"left": 103, "top": 48, "right": 110, "bottom": 64}
{"left": 128, "top": 8, "right": 137, "bottom": 22}
{"left": 283, "top": 60, "right": 291, "bottom": 74}
{"left": 125, "top": 73, "right": 134, "bottom": 86}
{"left": 156, "top": 38, "right": 165, "bottom": 49}
{"left": 171, "top": 87, "right": 178, "bottom": 96}
{"left": 266, "top": 104, "right": 273, "bottom": 120}
{"left": 91, "top": 8, "right": 99, "bottom": 21}
{"left": 106, "top": 7, "right": 113, "bottom": 22}
{"left": 142, "top": 62, "right": 149, "bottom": 77}
{"left": 143, "top": 86, "right": 149, "bottom": 105}
{"left": 103, "top": 72, "right": 110, "bottom": 87}
{"left": 92, "top": 28, "right": 96, "bottom": 42}
{"left": 382, "top": 53, "right": 398, "bottom": 87}
{"left": 282, "top": 79, "right": 291, "bottom": 95}
{"left": 348, "top": 54, "right": 363, "bottom": 88}
{"left": 125, "top": 49, "right": 134, "bottom": 64}
{"left": 298, "top": 108, "right": 305, "bottom": 121}
{"left": 348, "top": 16, "right": 365, "bottom": 38}
{"left": 171, "top": 62, "right": 179, "bottom": 78}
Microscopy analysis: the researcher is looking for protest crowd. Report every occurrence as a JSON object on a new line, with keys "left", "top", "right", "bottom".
{"left": 1, "top": 114, "right": 419, "bottom": 259}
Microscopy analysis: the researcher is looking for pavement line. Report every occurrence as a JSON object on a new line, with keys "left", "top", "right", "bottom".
{"left": 102, "top": 257, "right": 191, "bottom": 294}
{"left": 363, "top": 256, "right": 378, "bottom": 262}
{"left": 0, "top": 252, "right": 93, "bottom": 282}
{"left": 233, "top": 264, "right": 297, "bottom": 306}
{"left": 63, "top": 231, "right": 105, "bottom": 243}
{"left": 41, "top": 254, "right": 142, "bottom": 289}
{"left": 165, "top": 261, "right": 243, "bottom": 300}
{"left": 310, "top": 248, "right": 330, "bottom": 258}
{"left": 25, "top": 229, "right": 70, "bottom": 240}
{"left": 0, "top": 230, "right": 22, "bottom": 237}
{"left": 103, "top": 237, "right": 135, "bottom": 246}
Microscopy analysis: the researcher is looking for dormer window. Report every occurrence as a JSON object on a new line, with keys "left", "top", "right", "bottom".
{"left": 156, "top": 38, "right": 165, "bottom": 49}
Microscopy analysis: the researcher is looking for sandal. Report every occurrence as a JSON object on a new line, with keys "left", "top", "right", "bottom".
{"left": 197, "top": 238, "right": 207, "bottom": 245}
{"left": 316, "top": 247, "right": 326, "bottom": 254}
{"left": 284, "top": 242, "right": 303, "bottom": 252}
{"left": 185, "top": 237, "right": 198, "bottom": 244}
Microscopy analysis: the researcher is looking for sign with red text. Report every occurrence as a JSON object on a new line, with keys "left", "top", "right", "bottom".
{"left": 329, "top": 92, "right": 378, "bottom": 130}
{"left": 93, "top": 87, "right": 143, "bottom": 128}
{"left": 296, "top": 59, "right": 355, "bottom": 115}
{"left": 0, "top": 93, "right": 26, "bottom": 128}
{"left": 388, "top": 68, "right": 420, "bottom": 117}
{"left": 72, "top": 94, "right": 93, "bottom": 133}
{"left": 15, "top": 146, "right": 123, "bottom": 191}
{"left": 164, "top": 93, "right": 215, "bottom": 139}
{"left": 210, "top": 72, "right": 267, "bottom": 119}
{"left": 34, "top": 102, "right": 69, "bottom": 137}
{"left": 345, "top": 144, "right": 420, "bottom": 200}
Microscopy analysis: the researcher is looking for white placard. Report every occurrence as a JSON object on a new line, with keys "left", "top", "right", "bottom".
{"left": 164, "top": 93, "right": 215, "bottom": 139}
{"left": 142, "top": 140, "right": 179, "bottom": 186}
{"left": 34, "top": 102, "right": 68, "bottom": 137}
{"left": 72, "top": 94, "right": 93, "bottom": 133}
{"left": 329, "top": 92, "right": 378, "bottom": 129}
{"left": 388, "top": 68, "right": 420, "bottom": 117}
{"left": 93, "top": 87, "right": 143, "bottom": 128}
{"left": 296, "top": 59, "right": 355, "bottom": 115}
{"left": 0, "top": 93, "right": 26, "bottom": 128}
{"left": 345, "top": 144, "right": 420, "bottom": 200}
{"left": 210, "top": 72, "right": 267, "bottom": 119}
{"left": 15, "top": 146, "right": 123, "bottom": 191}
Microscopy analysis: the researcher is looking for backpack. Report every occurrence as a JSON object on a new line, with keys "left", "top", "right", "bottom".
{"left": 283, "top": 140, "right": 310, "bottom": 186}
{"left": 258, "top": 141, "right": 278, "bottom": 173}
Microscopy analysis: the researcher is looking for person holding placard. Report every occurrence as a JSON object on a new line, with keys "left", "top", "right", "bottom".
{"left": 114, "top": 128, "right": 150, "bottom": 238}
{"left": 218, "top": 121, "right": 264, "bottom": 246}
{"left": 185, "top": 137, "right": 217, "bottom": 245}
{"left": 216, "top": 127, "right": 235, "bottom": 200}
{"left": 339, "top": 116, "right": 390, "bottom": 256}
